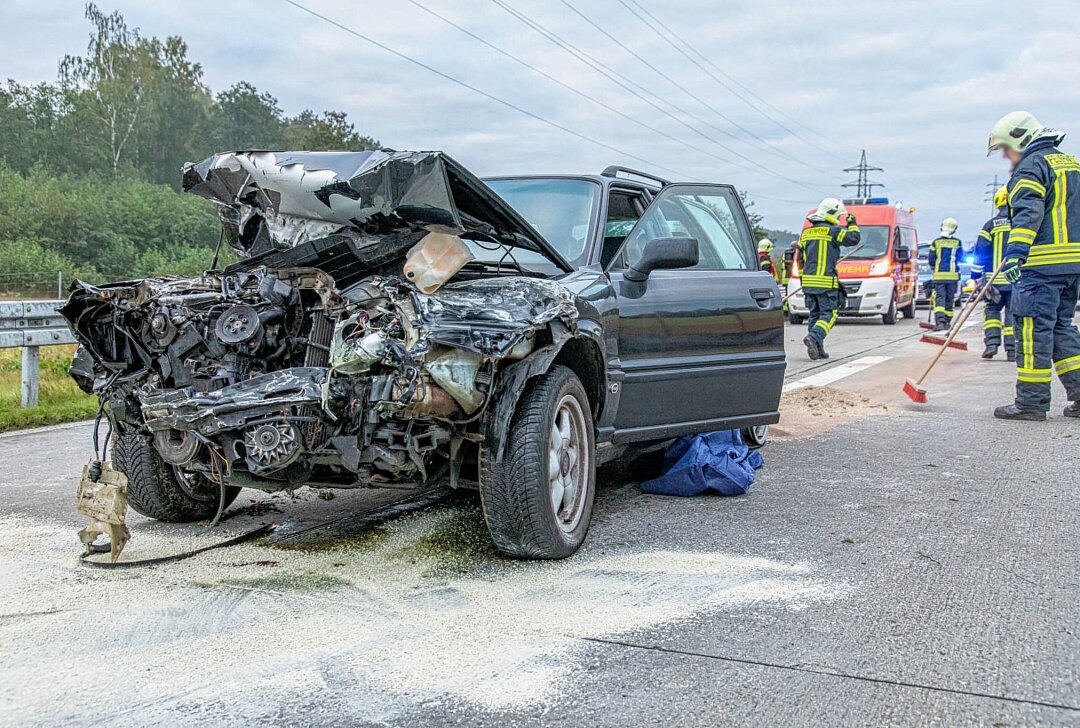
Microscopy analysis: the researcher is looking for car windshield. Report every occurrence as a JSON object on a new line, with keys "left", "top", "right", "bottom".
{"left": 483, "top": 178, "right": 599, "bottom": 267}
{"left": 844, "top": 224, "right": 890, "bottom": 259}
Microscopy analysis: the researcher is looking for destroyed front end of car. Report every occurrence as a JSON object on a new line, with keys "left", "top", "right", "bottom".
{"left": 62, "top": 150, "right": 578, "bottom": 514}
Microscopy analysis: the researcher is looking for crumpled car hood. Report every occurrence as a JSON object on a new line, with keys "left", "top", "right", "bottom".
{"left": 183, "top": 149, "right": 570, "bottom": 271}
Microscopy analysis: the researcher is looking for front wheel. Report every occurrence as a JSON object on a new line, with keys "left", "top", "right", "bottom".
{"left": 900, "top": 299, "right": 916, "bottom": 319}
{"left": 882, "top": 298, "right": 898, "bottom": 325}
{"left": 113, "top": 431, "right": 240, "bottom": 523}
{"left": 479, "top": 365, "right": 596, "bottom": 559}
{"left": 788, "top": 313, "right": 806, "bottom": 325}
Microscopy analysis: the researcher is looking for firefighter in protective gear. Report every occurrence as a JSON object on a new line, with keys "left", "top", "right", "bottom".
{"left": 928, "top": 218, "right": 962, "bottom": 331}
{"left": 986, "top": 111, "right": 1080, "bottom": 421}
{"left": 796, "top": 198, "right": 861, "bottom": 360}
{"left": 973, "top": 186, "right": 1014, "bottom": 360}
{"left": 757, "top": 239, "right": 778, "bottom": 280}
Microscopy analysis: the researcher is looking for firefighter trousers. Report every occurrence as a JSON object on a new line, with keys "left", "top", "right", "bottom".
{"left": 805, "top": 289, "right": 840, "bottom": 344}
{"left": 932, "top": 280, "right": 958, "bottom": 327}
{"left": 984, "top": 288, "right": 1014, "bottom": 352}
{"left": 1012, "top": 272, "right": 1080, "bottom": 412}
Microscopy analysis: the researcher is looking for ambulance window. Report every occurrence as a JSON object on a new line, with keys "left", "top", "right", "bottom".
{"left": 900, "top": 227, "right": 918, "bottom": 249}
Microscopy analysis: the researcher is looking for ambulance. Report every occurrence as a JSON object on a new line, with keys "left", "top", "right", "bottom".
{"left": 787, "top": 198, "right": 919, "bottom": 325}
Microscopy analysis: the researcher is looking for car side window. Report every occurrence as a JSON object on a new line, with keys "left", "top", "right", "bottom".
{"left": 610, "top": 186, "right": 754, "bottom": 271}
{"left": 900, "top": 226, "right": 918, "bottom": 250}
{"left": 601, "top": 190, "right": 645, "bottom": 267}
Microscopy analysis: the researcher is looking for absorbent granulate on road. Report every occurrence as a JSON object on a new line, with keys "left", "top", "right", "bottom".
{"left": 0, "top": 501, "right": 849, "bottom": 722}
{"left": 773, "top": 385, "right": 889, "bottom": 440}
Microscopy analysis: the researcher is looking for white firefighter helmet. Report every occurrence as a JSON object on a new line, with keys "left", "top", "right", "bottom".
{"left": 987, "top": 111, "right": 1046, "bottom": 156}
{"left": 758, "top": 238, "right": 774, "bottom": 254}
{"left": 815, "top": 197, "right": 845, "bottom": 223}
{"left": 940, "top": 217, "right": 959, "bottom": 236}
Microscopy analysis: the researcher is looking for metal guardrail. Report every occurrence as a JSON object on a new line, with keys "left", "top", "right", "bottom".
{"left": 0, "top": 300, "right": 76, "bottom": 407}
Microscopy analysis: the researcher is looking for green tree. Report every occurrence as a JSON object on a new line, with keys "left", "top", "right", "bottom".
{"left": 59, "top": 4, "right": 152, "bottom": 176}
{"left": 210, "top": 82, "right": 286, "bottom": 150}
{"left": 283, "top": 109, "right": 379, "bottom": 151}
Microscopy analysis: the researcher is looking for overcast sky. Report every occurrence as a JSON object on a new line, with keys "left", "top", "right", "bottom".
{"left": 4, "top": 0, "right": 1080, "bottom": 240}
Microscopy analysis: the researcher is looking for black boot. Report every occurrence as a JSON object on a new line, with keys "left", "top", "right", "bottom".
{"left": 982, "top": 345, "right": 998, "bottom": 359}
{"left": 1006, "top": 350, "right": 1016, "bottom": 362}
{"left": 1065, "top": 402, "right": 1080, "bottom": 419}
{"left": 803, "top": 335, "right": 820, "bottom": 361}
{"left": 993, "top": 404, "right": 1047, "bottom": 421}
{"left": 818, "top": 339, "right": 830, "bottom": 359}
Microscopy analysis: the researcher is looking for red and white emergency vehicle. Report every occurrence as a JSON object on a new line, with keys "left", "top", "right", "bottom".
{"left": 787, "top": 198, "right": 920, "bottom": 325}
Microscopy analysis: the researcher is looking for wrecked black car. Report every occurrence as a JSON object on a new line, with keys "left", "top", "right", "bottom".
{"left": 63, "top": 151, "right": 785, "bottom": 559}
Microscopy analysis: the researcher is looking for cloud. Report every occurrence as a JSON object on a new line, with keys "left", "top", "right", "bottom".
{"left": 2, "top": 0, "right": 1079, "bottom": 238}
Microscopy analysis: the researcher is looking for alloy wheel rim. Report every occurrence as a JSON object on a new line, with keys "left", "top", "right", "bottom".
{"left": 548, "top": 393, "right": 589, "bottom": 533}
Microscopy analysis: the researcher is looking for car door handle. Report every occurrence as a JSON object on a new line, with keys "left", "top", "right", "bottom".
{"left": 750, "top": 288, "right": 775, "bottom": 305}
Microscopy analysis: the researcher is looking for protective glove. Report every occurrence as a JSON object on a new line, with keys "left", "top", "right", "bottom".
{"left": 1001, "top": 257, "right": 1023, "bottom": 284}
{"left": 845, "top": 212, "right": 857, "bottom": 226}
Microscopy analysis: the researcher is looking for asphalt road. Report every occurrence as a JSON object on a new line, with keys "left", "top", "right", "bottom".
{"left": 1, "top": 314, "right": 1078, "bottom": 727}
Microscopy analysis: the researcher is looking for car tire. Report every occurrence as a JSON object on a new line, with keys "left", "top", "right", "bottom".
{"left": 741, "top": 425, "right": 769, "bottom": 449}
{"left": 113, "top": 431, "right": 240, "bottom": 522}
{"left": 900, "top": 298, "right": 916, "bottom": 319}
{"left": 479, "top": 365, "right": 596, "bottom": 559}
{"left": 882, "top": 298, "right": 898, "bottom": 325}
{"left": 788, "top": 313, "right": 806, "bottom": 325}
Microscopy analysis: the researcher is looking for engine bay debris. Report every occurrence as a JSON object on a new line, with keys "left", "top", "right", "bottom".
{"left": 61, "top": 149, "right": 580, "bottom": 514}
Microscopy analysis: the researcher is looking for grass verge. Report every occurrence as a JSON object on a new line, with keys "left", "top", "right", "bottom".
{"left": 0, "top": 345, "right": 97, "bottom": 432}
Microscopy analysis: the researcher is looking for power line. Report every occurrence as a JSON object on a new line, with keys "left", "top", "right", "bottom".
{"left": 842, "top": 149, "right": 885, "bottom": 198}
{"left": 558, "top": 0, "right": 838, "bottom": 178}
{"left": 399, "top": 0, "right": 804, "bottom": 183}
{"left": 279, "top": 0, "right": 694, "bottom": 180}
{"left": 490, "top": 0, "right": 828, "bottom": 194}
{"left": 984, "top": 174, "right": 1002, "bottom": 213}
{"left": 622, "top": 0, "right": 857, "bottom": 156}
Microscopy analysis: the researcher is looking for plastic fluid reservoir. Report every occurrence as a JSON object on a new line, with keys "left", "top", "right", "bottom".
{"left": 403, "top": 232, "right": 475, "bottom": 294}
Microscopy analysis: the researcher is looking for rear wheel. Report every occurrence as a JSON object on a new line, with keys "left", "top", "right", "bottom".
{"left": 788, "top": 313, "right": 806, "bottom": 325}
{"left": 741, "top": 425, "right": 769, "bottom": 449}
{"left": 479, "top": 365, "right": 596, "bottom": 559}
{"left": 113, "top": 431, "right": 240, "bottom": 522}
{"left": 882, "top": 297, "right": 898, "bottom": 325}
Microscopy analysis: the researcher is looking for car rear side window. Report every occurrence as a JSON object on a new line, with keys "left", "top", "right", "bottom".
{"left": 612, "top": 186, "right": 754, "bottom": 271}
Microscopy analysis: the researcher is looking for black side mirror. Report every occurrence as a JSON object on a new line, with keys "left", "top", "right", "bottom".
{"left": 624, "top": 237, "right": 699, "bottom": 282}
{"left": 894, "top": 246, "right": 912, "bottom": 263}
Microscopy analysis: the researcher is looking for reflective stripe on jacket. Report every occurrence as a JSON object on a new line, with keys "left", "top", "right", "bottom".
{"left": 797, "top": 219, "right": 861, "bottom": 290}
{"left": 1006, "top": 138, "right": 1080, "bottom": 274}
{"left": 974, "top": 211, "right": 1011, "bottom": 287}
{"left": 928, "top": 236, "right": 961, "bottom": 281}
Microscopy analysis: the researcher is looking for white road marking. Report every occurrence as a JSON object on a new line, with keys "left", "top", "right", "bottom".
{"left": 784, "top": 355, "right": 893, "bottom": 392}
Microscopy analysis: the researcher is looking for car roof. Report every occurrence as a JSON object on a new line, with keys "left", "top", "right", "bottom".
{"left": 483, "top": 173, "right": 660, "bottom": 192}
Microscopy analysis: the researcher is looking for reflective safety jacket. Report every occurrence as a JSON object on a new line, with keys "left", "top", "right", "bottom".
{"left": 1006, "top": 137, "right": 1080, "bottom": 275}
{"left": 928, "top": 236, "right": 962, "bottom": 281}
{"left": 758, "top": 251, "right": 777, "bottom": 280}
{"left": 797, "top": 218, "right": 861, "bottom": 290}
{"left": 974, "top": 209, "right": 1012, "bottom": 287}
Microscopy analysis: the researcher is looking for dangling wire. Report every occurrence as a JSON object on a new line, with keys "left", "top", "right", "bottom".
{"left": 209, "top": 227, "right": 226, "bottom": 271}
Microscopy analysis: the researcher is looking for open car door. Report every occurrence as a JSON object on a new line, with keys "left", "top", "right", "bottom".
{"left": 605, "top": 183, "right": 785, "bottom": 442}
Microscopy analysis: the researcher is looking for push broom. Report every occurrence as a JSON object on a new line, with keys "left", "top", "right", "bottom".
{"left": 903, "top": 256, "right": 1009, "bottom": 403}
{"left": 918, "top": 260, "right": 1006, "bottom": 350}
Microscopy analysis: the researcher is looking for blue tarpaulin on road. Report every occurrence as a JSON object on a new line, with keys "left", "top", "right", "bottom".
{"left": 641, "top": 430, "right": 763, "bottom": 497}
